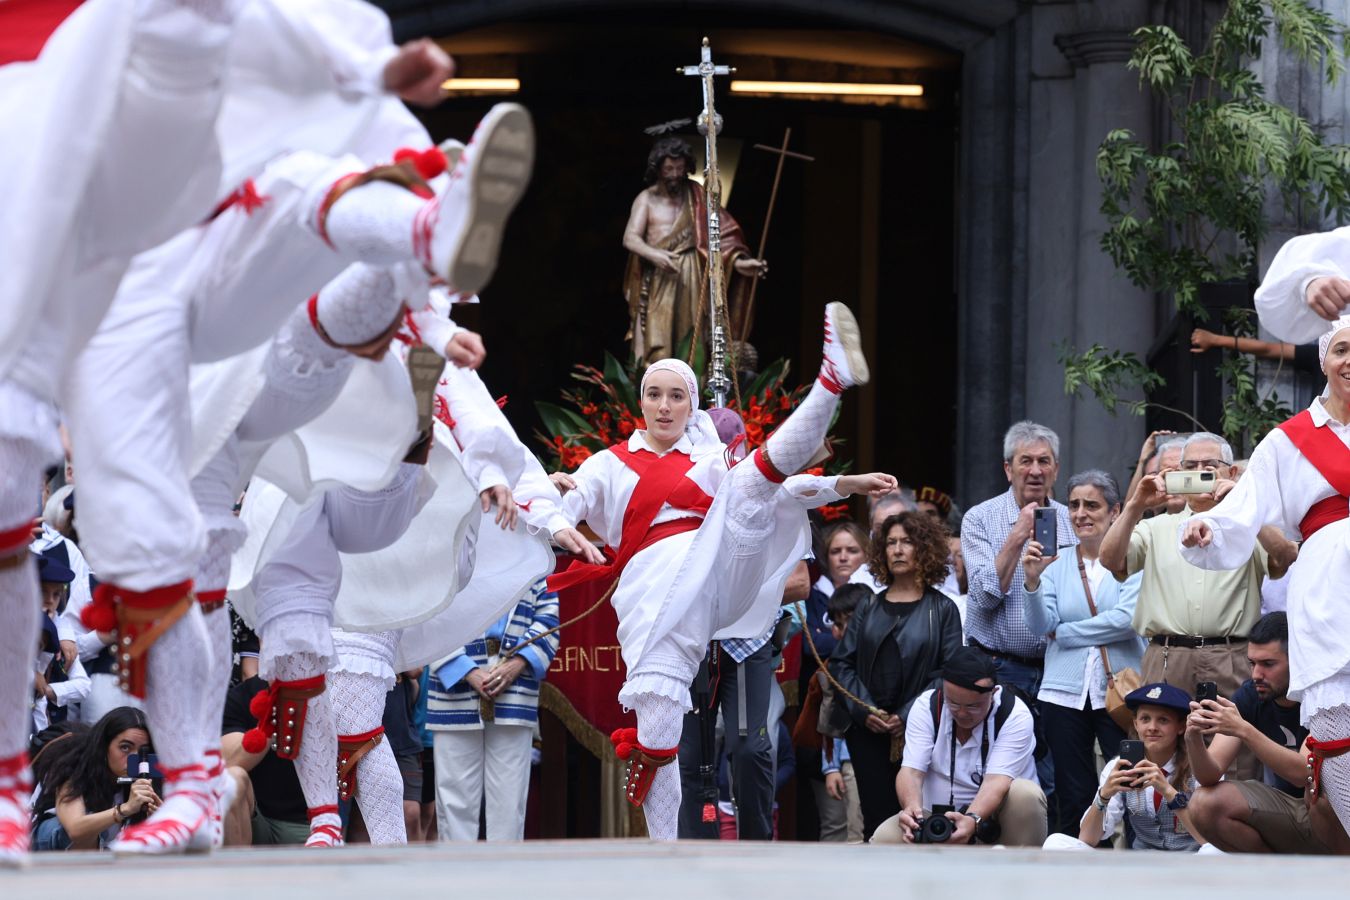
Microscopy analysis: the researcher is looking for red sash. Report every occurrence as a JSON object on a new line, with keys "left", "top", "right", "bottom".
{"left": 547, "top": 442, "right": 712, "bottom": 593}
{"left": 1278, "top": 409, "right": 1350, "bottom": 541}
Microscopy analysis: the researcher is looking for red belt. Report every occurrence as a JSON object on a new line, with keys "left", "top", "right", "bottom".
{"left": 1300, "top": 495, "right": 1349, "bottom": 542}
{"left": 548, "top": 517, "right": 702, "bottom": 594}
{"left": 1306, "top": 736, "right": 1350, "bottom": 801}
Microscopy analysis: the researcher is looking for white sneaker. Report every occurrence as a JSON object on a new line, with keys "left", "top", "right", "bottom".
{"left": 428, "top": 103, "right": 534, "bottom": 294}
{"left": 819, "top": 301, "right": 869, "bottom": 391}
{"left": 111, "top": 789, "right": 214, "bottom": 856}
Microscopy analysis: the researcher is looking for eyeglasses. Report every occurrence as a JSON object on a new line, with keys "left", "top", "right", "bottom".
{"left": 1180, "top": 459, "right": 1226, "bottom": 471}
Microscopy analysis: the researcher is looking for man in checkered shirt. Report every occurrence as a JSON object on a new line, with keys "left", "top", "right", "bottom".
{"left": 959, "top": 421, "right": 1075, "bottom": 697}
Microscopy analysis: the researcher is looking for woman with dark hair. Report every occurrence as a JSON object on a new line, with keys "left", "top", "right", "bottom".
{"left": 829, "top": 510, "right": 964, "bottom": 839}
{"left": 30, "top": 707, "right": 160, "bottom": 851}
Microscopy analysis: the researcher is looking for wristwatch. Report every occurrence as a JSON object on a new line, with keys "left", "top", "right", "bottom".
{"left": 1166, "top": 791, "right": 1190, "bottom": 811}
{"left": 966, "top": 812, "right": 983, "bottom": 827}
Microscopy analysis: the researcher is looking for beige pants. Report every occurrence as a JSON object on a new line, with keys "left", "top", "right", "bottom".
{"left": 813, "top": 761, "right": 864, "bottom": 843}
{"left": 1141, "top": 642, "right": 1259, "bottom": 781}
{"left": 870, "top": 778, "right": 1047, "bottom": 847}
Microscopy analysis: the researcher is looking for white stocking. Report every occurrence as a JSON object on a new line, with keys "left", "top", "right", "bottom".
{"left": 315, "top": 263, "right": 417, "bottom": 346}
{"left": 1311, "top": 705, "right": 1350, "bottom": 833}
{"left": 144, "top": 603, "right": 213, "bottom": 823}
{"left": 0, "top": 437, "right": 44, "bottom": 761}
{"left": 192, "top": 521, "right": 244, "bottom": 764}
{"left": 274, "top": 653, "right": 338, "bottom": 819}
{"left": 760, "top": 380, "right": 840, "bottom": 483}
{"left": 330, "top": 670, "right": 406, "bottom": 845}
{"left": 318, "top": 182, "right": 427, "bottom": 266}
{"left": 633, "top": 692, "right": 684, "bottom": 841}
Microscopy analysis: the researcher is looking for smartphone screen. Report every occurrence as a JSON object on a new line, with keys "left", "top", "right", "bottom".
{"left": 1032, "top": 506, "right": 1057, "bottom": 551}
{"left": 1118, "top": 739, "right": 1146, "bottom": 766}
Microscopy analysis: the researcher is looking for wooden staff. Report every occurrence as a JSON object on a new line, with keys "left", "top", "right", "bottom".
{"left": 739, "top": 128, "right": 815, "bottom": 346}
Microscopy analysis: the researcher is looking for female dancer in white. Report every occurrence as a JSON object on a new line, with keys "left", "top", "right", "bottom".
{"left": 1180, "top": 315, "right": 1350, "bottom": 848}
{"left": 549, "top": 302, "right": 895, "bottom": 839}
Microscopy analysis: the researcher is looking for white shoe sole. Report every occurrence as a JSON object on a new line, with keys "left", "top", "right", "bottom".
{"left": 826, "top": 301, "right": 869, "bottom": 387}
{"left": 443, "top": 103, "right": 534, "bottom": 294}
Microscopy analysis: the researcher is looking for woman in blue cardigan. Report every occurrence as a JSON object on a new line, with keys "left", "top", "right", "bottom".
{"left": 1022, "top": 469, "right": 1145, "bottom": 838}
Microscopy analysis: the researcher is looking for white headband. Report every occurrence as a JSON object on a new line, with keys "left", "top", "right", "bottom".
{"left": 1318, "top": 315, "right": 1350, "bottom": 369}
{"left": 640, "top": 358, "right": 700, "bottom": 410}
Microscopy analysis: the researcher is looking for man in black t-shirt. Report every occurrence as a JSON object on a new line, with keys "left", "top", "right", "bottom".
{"left": 222, "top": 674, "right": 310, "bottom": 845}
{"left": 1185, "top": 613, "right": 1330, "bottom": 853}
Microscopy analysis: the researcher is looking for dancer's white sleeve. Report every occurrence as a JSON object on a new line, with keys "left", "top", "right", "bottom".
{"left": 785, "top": 473, "right": 845, "bottom": 508}
{"left": 438, "top": 367, "right": 526, "bottom": 494}
{"left": 248, "top": 0, "right": 400, "bottom": 98}
{"left": 514, "top": 459, "right": 575, "bottom": 538}
{"left": 408, "top": 287, "right": 466, "bottom": 361}
{"left": 1256, "top": 226, "right": 1350, "bottom": 342}
{"left": 1179, "top": 434, "right": 1294, "bottom": 571}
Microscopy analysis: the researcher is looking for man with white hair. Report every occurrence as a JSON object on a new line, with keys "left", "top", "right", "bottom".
{"left": 1101, "top": 432, "right": 1297, "bottom": 702}
{"left": 960, "top": 421, "right": 1073, "bottom": 695}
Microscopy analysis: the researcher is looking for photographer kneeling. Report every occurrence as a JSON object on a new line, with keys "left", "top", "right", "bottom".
{"left": 1184, "top": 613, "right": 1332, "bottom": 854}
{"left": 871, "top": 647, "right": 1046, "bottom": 846}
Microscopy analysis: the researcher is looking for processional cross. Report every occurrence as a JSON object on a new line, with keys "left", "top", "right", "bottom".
{"left": 678, "top": 37, "right": 735, "bottom": 408}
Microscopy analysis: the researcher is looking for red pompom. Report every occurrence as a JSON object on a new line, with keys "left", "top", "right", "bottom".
{"left": 614, "top": 741, "right": 636, "bottom": 761}
{"left": 248, "top": 688, "right": 273, "bottom": 720}
{"left": 80, "top": 601, "right": 116, "bottom": 633}
{"left": 241, "top": 727, "right": 268, "bottom": 755}
{"left": 392, "top": 147, "right": 448, "bottom": 180}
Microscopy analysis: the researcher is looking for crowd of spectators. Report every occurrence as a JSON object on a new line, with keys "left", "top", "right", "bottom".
{"left": 21, "top": 415, "right": 1340, "bottom": 854}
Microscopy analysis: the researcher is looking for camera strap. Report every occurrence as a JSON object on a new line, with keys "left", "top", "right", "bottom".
{"left": 946, "top": 694, "right": 995, "bottom": 811}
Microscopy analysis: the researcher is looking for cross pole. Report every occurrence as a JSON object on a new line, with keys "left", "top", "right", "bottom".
{"left": 740, "top": 128, "right": 814, "bottom": 345}
{"left": 678, "top": 37, "right": 736, "bottom": 408}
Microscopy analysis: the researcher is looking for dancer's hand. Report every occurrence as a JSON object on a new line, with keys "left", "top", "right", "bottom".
{"left": 480, "top": 485, "right": 518, "bottom": 530}
{"left": 1306, "top": 276, "right": 1350, "bottom": 322}
{"left": 1180, "top": 519, "right": 1212, "bottom": 548}
{"left": 549, "top": 472, "right": 577, "bottom": 494}
{"left": 446, "top": 331, "right": 485, "bottom": 369}
{"left": 837, "top": 472, "right": 898, "bottom": 498}
{"left": 384, "top": 38, "right": 455, "bottom": 107}
{"left": 484, "top": 656, "right": 527, "bottom": 697}
{"left": 554, "top": 528, "right": 605, "bottom": 565}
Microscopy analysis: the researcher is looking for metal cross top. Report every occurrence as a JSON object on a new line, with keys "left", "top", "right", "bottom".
{"left": 677, "top": 37, "right": 737, "bottom": 407}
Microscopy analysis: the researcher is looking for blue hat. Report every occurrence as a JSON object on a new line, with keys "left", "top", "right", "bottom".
{"left": 34, "top": 547, "right": 75, "bottom": 585}
{"left": 1125, "top": 682, "right": 1192, "bottom": 715}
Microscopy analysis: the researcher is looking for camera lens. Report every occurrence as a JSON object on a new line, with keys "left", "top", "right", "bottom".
{"left": 921, "top": 815, "right": 953, "bottom": 843}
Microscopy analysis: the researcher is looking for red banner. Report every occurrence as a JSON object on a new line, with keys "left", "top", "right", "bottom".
{"left": 546, "top": 570, "right": 805, "bottom": 745}
{"left": 546, "top": 575, "right": 632, "bottom": 737}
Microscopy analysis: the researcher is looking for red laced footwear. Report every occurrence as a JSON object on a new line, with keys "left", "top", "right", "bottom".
{"left": 818, "top": 301, "right": 869, "bottom": 393}
{"left": 111, "top": 763, "right": 214, "bottom": 856}
{"left": 610, "top": 728, "right": 678, "bottom": 807}
{"left": 0, "top": 753, "right": 31, "bottom": 867}
{"left": 305, "top": 805, "right": 344, "bottom": 848}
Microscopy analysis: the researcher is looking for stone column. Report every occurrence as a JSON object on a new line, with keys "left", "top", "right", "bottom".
{"left": 1051, "top": 22, "right": 1154, "bottom": 482}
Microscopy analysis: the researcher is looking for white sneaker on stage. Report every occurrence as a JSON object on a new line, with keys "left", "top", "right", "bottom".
{"left": 820, "top": 301, "right": 869, "bottom": 391}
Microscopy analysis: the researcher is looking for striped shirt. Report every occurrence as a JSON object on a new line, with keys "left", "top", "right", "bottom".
{"left": 426, "top": 578, "right": 560, "bottom": 730}
{"left": 961, "top": 488, "right": 1075, "bottom": 658}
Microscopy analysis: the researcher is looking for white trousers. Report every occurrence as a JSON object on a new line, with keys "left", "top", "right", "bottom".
{"left": 433, "top": 725, "right": 534, "bottom": 841}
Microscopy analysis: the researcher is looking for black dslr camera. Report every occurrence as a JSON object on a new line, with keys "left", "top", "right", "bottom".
{"left": 115, "top": 745, "right": 163, "bottom": 826}
{"left": 915, "top": 804, "right": 956, "bottom": 843}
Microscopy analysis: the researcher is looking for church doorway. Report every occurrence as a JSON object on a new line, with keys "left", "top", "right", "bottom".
{"left": 410, "top": 12, "right": 961, "bottom": 494}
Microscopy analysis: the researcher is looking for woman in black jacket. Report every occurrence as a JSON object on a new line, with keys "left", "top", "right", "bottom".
{"left": 829, "top": 510, "right": 963, "bottom": 839}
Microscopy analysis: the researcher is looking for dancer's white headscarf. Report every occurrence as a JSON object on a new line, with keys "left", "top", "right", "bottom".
{"left": 640, "top": 359, "right": 722, "bottom": 450}
{"left": 1318, "top": 314, "right": 1350, "bottom": 398}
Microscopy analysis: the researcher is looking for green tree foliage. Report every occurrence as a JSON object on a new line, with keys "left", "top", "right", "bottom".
{"left": 1069, "top": 0, "right": 1349, "bottom": 451}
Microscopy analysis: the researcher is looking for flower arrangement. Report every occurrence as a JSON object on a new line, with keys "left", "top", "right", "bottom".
{"left": 535, "top": 352, "right": 850, "bottom": 518}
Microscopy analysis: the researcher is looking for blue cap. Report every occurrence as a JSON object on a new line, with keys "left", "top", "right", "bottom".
{"left": 34, "top": 547, "right": 75, "bottom": 585}
{"left": 1125, "top": 682, "right": 1192, "bottom": 714}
